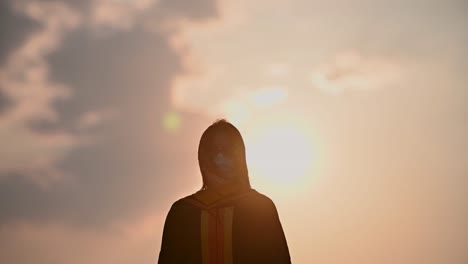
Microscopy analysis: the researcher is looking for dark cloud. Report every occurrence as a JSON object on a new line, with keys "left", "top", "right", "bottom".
{"left": 158, "top": 0, "right": 219, "bottom": 20}
{"left": 0, "top": 110, "right": 210, "bottom": 228}
{"left": 51, "top": 28, "right": 178, "bottom": 121}
{"left": 30, "top": 27, "right": 180, "bottom": 132}
{"left": 0, "top": 87, "right": 13, "bottom": 115}
{"left": 0, "top": 173, "right": 59, "bottom": 224}
{"left": 0, "top": 1, "right": 40, "bottom": 64}
{"left": 0, "top": 0, "right": 219, "bottom": 228}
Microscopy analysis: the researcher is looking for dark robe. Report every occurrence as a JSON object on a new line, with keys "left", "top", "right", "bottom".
{"left": 158, "top": 187, "right": 291, "bottom": 264}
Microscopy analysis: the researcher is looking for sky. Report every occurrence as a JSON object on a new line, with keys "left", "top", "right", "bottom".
{"left": 0, "top": 0, "right": 467, "bottom": 263}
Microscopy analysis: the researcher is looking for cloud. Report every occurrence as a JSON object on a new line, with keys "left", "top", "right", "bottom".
{"left": 0, "top": 215, "right": 165, "bottom": 264}
{"left": 0, "top": 0, "right": 81, "bottom": 183}
{"left": 0, "top": 1, "right": 39, "bottom": 64}
{"left": 85, "top": 0, "right": 220, "bottom": 33}
{"left": 0, "top": 89, "right": 13, "bottom": 115}
{"left": 172, "top": 69, "right": 290, "bottom": 125}
{"left": 0, "top": 0, "right": 220, "bottom": 229}
{"left": 76, "top": 109, "right": 114, "bottom": 131}
{"left": 89, "top": 0, "right": 157, "bottom": 30}
{"left": 310, "top": 51, "right": 403, "bottom": 95}
{"left": 0, "top": 0, "right": 220, "bottom": 184}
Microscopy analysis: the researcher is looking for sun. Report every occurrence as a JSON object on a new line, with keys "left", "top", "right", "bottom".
{"left": 244, "top": 120, "right": 314, "bottom": 186}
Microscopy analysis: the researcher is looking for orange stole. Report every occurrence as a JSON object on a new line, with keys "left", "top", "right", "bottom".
{"left": 201, "top": 207, "right": 234, "bottom": 264}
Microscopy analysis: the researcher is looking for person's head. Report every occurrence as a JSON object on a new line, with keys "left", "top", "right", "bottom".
{"left": 198, "top": 119, "right": 250, "bottom": 190}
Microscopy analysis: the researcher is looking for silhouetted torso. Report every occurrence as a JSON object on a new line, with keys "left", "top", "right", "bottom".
{"left": 158, "top": 187, "right": 291, "bottom": 264}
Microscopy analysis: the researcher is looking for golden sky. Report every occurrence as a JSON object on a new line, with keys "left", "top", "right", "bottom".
{"left": 0, "top": 0, "right": 467, "bottom": 263}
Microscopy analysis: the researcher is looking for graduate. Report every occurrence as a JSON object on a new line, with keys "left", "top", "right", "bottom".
{"left": 158, "top": 119, "right": 291, "bottom": 264}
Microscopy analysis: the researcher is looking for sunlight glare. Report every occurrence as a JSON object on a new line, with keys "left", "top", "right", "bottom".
{"left": 245, "top": 121, "right": 314, "bottom": 186}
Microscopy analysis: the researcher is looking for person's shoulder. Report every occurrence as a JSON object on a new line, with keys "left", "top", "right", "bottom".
{"left": 167, "top": 194, "right": 197, "bottom": 212}
{"left": 243, "top": 189, "right": 277, "bottom": 208}
{"left": 249, "top": 189, "right": 271, "bottom": 200}
{"left": 168, "top": 189, "right": 277, "bottom": 210}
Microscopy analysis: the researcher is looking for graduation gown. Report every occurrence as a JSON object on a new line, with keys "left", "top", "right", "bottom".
{"left": 158, "top": 187, "right": 291, "bottom": 264}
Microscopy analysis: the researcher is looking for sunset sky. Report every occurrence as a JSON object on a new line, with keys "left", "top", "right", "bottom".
{"left": 0, "top": 0, "right": 467, "bottom": 263}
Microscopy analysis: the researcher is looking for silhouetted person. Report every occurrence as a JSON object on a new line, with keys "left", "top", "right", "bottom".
{"left": 158, "top": 119, "right": 291, "bottom": 264}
